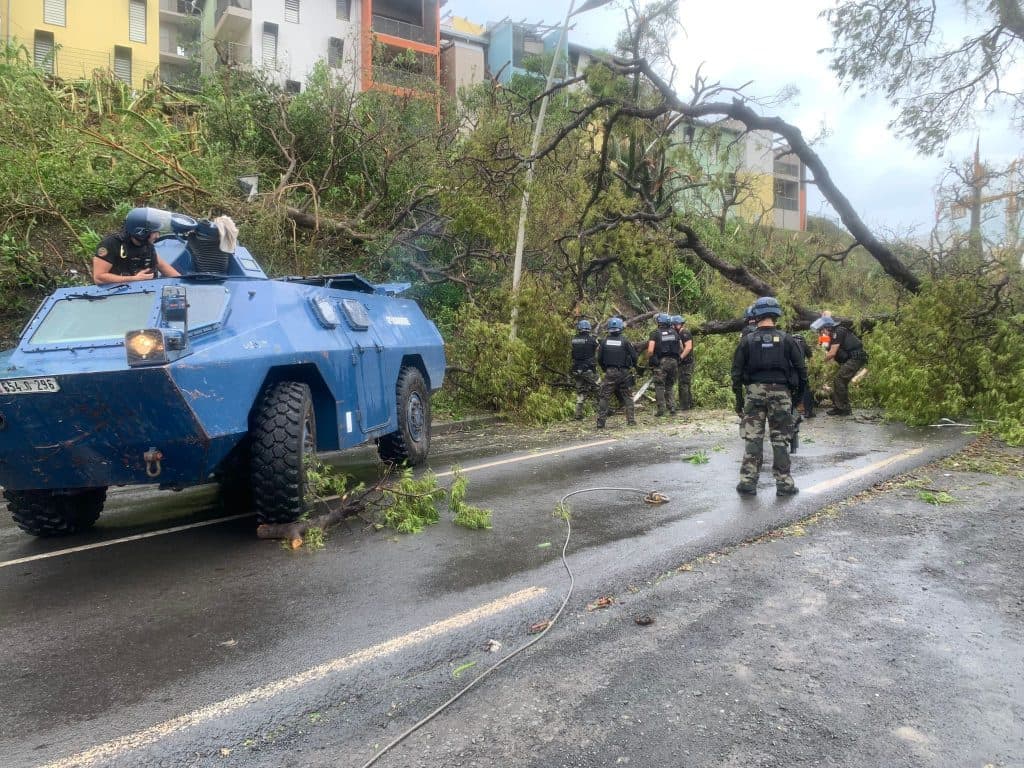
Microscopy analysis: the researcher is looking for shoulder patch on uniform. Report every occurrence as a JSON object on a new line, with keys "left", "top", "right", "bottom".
{"left": 97, "top": 247, "right": 108, "bottom": 258}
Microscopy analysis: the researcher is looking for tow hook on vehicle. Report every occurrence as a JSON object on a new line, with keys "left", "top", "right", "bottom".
{"left": 144, "top": 447, "right": 163, "bottom": 478}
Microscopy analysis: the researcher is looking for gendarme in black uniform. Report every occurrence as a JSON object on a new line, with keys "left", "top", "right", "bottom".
{"left": 95, "top": 231, "right": 158, "bottom": 277}
{"left": 570, "top": 329, "right": 599, "bottom": 420}
{"left": 571, "top": 331, "right": 598, "bottom": 373}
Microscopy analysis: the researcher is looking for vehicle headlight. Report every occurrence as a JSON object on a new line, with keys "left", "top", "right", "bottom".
{"left": 126, "top": 329, "right": 167, "bottom": 366}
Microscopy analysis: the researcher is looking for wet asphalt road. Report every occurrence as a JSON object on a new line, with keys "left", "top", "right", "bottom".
{"left": 0, "top": 411, "right": 975, "bottom": 768}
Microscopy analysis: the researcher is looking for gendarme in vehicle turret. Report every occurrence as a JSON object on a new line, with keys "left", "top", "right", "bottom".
{"left": 0, "top": 208, "right": 446, "bottom": 537}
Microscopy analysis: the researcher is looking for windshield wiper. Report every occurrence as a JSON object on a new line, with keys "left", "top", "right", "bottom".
{"left": 65, "top": 287, "right": 154, "bottom": 301}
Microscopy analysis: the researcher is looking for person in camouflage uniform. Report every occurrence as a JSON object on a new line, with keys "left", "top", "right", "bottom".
{"left": 645, "top": 313, "right": 681, "bottom": 416}
{"left": 596, "top": 317, "right": 638, "bottom": 428}
{"left": 730, "top": 297, "right": 808, "bottom": 496}
{"left": 569, "top": 319, "right": 599, "bottom": 420}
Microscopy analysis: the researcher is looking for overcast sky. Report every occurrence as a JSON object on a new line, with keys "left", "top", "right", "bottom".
{"left": 443, "top": 0, "right": 1021, "bottom": 235}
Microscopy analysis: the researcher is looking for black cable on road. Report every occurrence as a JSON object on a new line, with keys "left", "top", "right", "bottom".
{"left": 358, "top": 486, "right": 667, "bottom": 768}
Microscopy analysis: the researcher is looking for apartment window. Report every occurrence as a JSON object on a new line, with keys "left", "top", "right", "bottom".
{"left": 262, "top": 23, "right": 278, "bottom": 67}
{"left": 33, "top": 30, "right": 55, "bottom": 74}
{"left": 774, "top": 159, "right": 799, "bottom": 178}
{"left": 43, "top": 0, "right": 66, "bottom": 26}
{"left": 336, "top": 0, "right": 350, "bottom": 20}
{"left": 284, "top": 0, "right": 300, "bottom": 24}
{"left": 114, "top": 46, "right": 133, "bottom": 83}
{"left": 128, "top": 0, "right": 146, "bottom": 43}
{"left": 284, "top": 79, "right": 301, "bottom": 93}
{"left": 328, "top": 37, "right": 344, "bottom": 68}
{"left": 774, "top": 179, "right": 799, "bottom": 212}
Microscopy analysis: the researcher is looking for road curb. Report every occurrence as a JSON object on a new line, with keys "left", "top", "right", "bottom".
{"left": 432, "top": 414, "right": 504, "bottom": 436}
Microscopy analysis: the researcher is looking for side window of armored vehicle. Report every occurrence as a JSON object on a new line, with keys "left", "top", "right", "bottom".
{"left": 29, "top": 293, "right": 156, "bottom": 347}
{"left": 340, "top": 298, "right": 371, "bottom": 330}
{"left": 183, "top": 286, "right": 231, "bottom": 334}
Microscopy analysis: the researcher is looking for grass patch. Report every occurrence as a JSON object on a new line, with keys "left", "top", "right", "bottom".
{"left": 918, "top": 490, "right": 955, "bottom": 505}
{"left": 683, "top": 450, "right": 710, "bottom": 465}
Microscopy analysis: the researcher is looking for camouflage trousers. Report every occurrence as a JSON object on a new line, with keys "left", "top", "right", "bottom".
{"left": 677, "top": 359, "right": 694, "bottom": 411}
{"left": 572, "top": 368, "right": 598, "bottom": 419}
{"left": 597, "top": 368, "right": 635, "bottom": 426}
{"left": 832, "top": 354, "right": 866, "bottom": 412}
{"left": 652, "top": 357, "right": 678, "bottom": 415}
{"left": 738, "top": 383, "right": 797, "bottom": 491}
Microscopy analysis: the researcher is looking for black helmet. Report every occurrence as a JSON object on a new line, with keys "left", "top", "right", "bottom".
{"left": 124, "top": 207, "right": 158, "bottom": 240}
{"left": 751, "top": 296, "right": 783, "bottom": 319}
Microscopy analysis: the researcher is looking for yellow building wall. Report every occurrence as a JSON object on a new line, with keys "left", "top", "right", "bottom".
{"left": 5, "top": 0, "right": 160, "bottom": 89}
{"left": 736, "top": 171, "right": 775, "bottom": 225}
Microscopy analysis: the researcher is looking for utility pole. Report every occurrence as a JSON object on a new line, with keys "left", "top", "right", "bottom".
{"left": 508, "top": 0, "right": 611, "bottom": 340}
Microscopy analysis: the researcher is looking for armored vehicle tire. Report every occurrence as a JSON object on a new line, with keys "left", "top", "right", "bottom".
{"left": 250, "top": 381, "right": 316, "bottom": 525}
{"left": 377, "top": 366, "right": 431, "bottom": 466}
{"left": 3, "top": 488, "right": 106, "bottom": 537}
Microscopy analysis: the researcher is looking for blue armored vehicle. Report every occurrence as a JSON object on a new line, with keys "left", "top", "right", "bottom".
{"left": 0, "top": 209, "right": 446, "bottom": 536}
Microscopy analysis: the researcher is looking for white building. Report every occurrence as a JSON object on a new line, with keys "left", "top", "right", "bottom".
{"left": 201, "top": 0, "right": 362, "bottom": 90}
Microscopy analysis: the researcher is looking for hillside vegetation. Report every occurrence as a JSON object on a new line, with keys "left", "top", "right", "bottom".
{"left": 0, "top": 35, "right": 1020, "bottom": 443}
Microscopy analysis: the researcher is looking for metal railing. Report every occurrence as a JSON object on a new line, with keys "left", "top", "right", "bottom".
{"left": 372, "top": 14, "right": 431, "bottom": 45}
{"left": 160, "top": 0, "right": 200, "bottom": 14}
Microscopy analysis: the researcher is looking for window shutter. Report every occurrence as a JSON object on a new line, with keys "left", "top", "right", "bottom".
{"left": 114, "top": 47, "right": 132, "bottom": 83}
{"left": 34, "top": 32, "right": 55, "bottom": 74}
{"left": 336, "top": 0, "right": 350, "bottom": 21}
{"left": 262, "top": 24, "right": 278, "bottom": 67}
{"left": 284, "top": 0, "right": 300, "bottom": 24}
{"left": 43, "top": 0, "right": 66, "bottom": 26}
{"left": 328, "top": 37, "right": 343, "bottom": 68}
{"left": 129, "top": 0, "right": 146, "bottom": 43}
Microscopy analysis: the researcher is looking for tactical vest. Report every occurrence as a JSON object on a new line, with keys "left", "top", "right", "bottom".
{"left": 742, "top": 330, "right": 793, "bottom": 386}
{"left": 835, "top": 328, "right": 864, "bottom": 363}
{"left": 571, "top": 334, "right": 597, "bottom": 369}
{"left": 653, "top": 329, "right": 679, "bottom": 360}
{"left": 600, "top": 336, "right": 629, "bottom": 368}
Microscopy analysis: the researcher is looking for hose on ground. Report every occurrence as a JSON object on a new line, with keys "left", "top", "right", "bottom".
{"left": 358, "top": 486, "right": 665, "bottom": 768}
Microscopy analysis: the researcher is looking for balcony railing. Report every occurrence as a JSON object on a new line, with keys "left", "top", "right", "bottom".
{"left": 160, "top": 0, "right": 200, "bottom": 14}
{"left": 372, "top": 14, "right": 432, "bottom": 45}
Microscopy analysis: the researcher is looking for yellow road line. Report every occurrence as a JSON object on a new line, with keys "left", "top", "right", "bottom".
{"left": 804, "top": 447, "right": 926, "bottom": 495}
{"left": 434, "top": 438, "right": 617, "bottom": 478}
{"left": 0, "top": 514, "right": 251, "bottom": 570}
{"left": 37, "top": 586, "right": 548, "bottom": 768}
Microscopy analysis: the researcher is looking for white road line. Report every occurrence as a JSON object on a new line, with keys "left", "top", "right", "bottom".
{"left": 36, "top": 586, "right": 548, "bottom": 768}
{"left": 434, "top": 438, "right": 617, "bottom": 478}
{"left": 804, "top": 447, "right": 926, "bottom": 495}
{"left": 0, "top": 514, "right": 251, "bottom": 570}
{"left": 0, "top": 439, "right": 616, "bottom": 568}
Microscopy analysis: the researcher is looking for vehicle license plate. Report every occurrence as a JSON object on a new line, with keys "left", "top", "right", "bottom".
{"left": 0, "top": 377, "right": 61, "bottom": 394}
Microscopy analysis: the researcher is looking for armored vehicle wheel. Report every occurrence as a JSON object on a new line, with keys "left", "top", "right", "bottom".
{"left": 250, "top": 381, "right": 316, "bottom": 524}
{"left": 377, "top": 366, "right": 431, "bottom": 466}
{"left": 3, "top": 488, "right": 106, "bottom": 537}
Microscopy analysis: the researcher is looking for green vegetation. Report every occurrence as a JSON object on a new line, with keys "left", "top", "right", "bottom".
{"left": 381, "top": 468, "right": 444, "bottom": 534}
{"left": 0, "top": 0, "right": 1021, "bottom": 445}
{"left": 448, "top": 468, "right": 493, "bottom": 530}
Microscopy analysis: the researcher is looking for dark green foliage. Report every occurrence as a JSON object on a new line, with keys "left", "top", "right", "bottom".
{"left": 860, "top": 280, "right": 1024, "bottom": 445}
